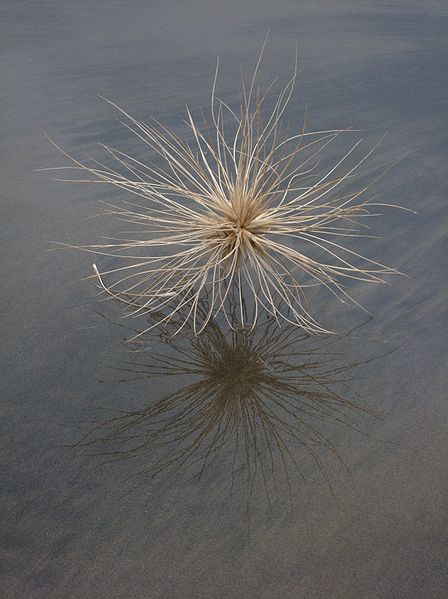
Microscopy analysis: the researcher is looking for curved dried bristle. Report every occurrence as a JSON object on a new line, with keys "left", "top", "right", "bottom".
{"left": 50, "top": 44, "right": 409, "bottom": 335}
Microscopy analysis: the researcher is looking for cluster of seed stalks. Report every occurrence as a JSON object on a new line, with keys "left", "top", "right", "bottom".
{"left": 52, "top": 42, "right": 409, "bottom": 335}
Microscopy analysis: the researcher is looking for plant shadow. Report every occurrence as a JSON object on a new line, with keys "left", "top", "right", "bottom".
{"left": 73, "top": 301, "right": 395, "bottom": 515}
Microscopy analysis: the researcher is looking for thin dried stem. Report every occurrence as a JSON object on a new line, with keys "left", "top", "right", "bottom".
{"left": 49, "top": 44, "right": 411, "bottom": 334}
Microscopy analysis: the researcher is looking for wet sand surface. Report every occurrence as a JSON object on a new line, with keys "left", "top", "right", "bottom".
{"left": 1, "top": 1, "right": 447, "bottom": 597}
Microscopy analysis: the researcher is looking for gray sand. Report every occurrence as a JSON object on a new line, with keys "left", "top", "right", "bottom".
{"left": 1, "top": 1, "right": 447, "bottom": 598}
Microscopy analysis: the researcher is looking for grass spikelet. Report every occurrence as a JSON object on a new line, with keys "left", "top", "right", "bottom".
{"left": 50, "top": 40, "right": 409, "bottom": 335}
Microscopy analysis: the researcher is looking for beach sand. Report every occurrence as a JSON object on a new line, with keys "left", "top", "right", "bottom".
{"left": 1, "top": 1, "right": 447, "bottom": 597}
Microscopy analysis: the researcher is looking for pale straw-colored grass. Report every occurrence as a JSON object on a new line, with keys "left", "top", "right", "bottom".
{"left": 50, "top": 40, "right": 411, "bottom": 335}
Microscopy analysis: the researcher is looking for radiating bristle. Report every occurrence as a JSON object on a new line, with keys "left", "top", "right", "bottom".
{"left": 51, "top": 45, "right": 406, "bottom": 335}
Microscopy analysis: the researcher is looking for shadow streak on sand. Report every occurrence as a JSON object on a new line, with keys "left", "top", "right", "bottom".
{"left": 72, "top": 299, "right": 395, "bottom": 514}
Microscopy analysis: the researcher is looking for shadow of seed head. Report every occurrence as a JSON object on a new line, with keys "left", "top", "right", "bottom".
{"left": 73, "top": 303, "right": 391, "bottom": 510}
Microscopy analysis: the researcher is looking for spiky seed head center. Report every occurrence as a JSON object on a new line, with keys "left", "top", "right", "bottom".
{"left": 209, "top": 192, "right": 270, "bottom": 259}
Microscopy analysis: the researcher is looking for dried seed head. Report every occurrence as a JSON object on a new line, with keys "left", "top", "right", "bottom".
{"left": 51, "top": 41, "right": 410, "bottom": 336}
